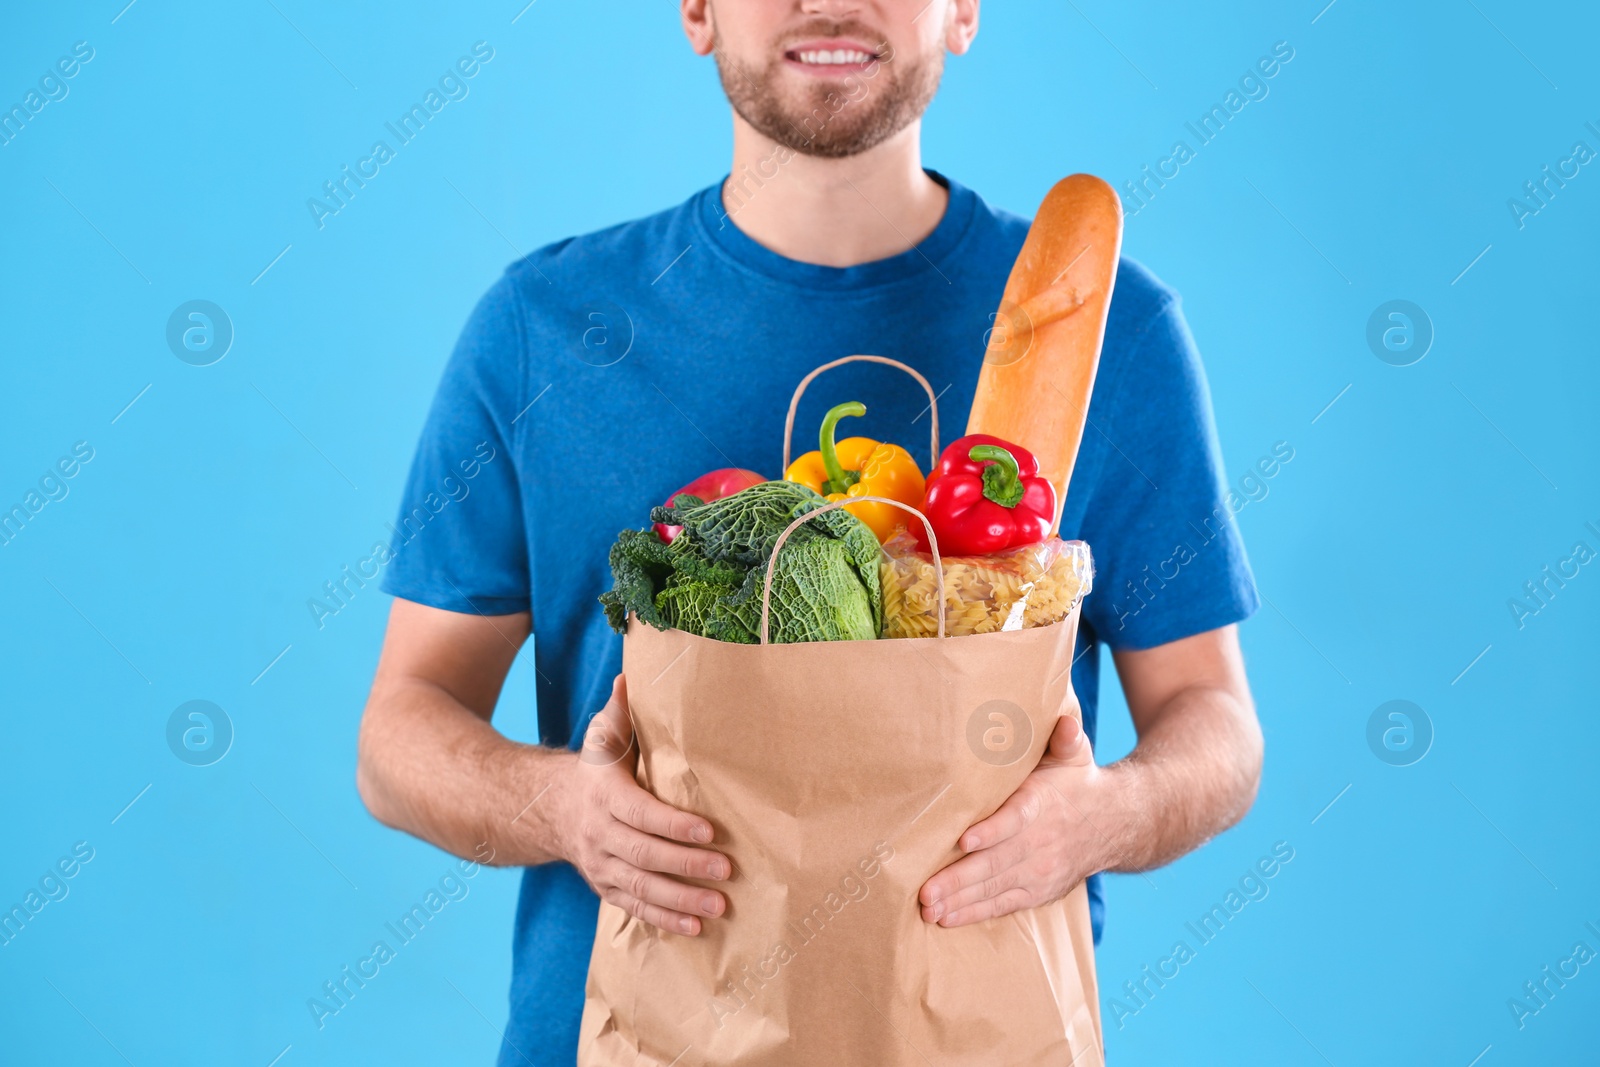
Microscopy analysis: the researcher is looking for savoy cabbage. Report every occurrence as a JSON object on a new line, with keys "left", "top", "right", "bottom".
{"left": 599, "top": 481, "right": 882, "bottom": 644}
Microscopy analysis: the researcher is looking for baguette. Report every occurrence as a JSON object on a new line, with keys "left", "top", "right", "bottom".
{"left": 965, "top": 174, "right": 1124, "bottom": 533}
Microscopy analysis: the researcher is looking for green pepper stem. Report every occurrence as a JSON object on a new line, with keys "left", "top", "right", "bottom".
{"left": 820, "top": 401, "right": 866, "bottom": 495}
{"left": 971, "top": 444, "right": 1025, "bottom": 508}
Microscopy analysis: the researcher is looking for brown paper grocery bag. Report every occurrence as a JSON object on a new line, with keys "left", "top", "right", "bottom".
{"left": 579, "top": 500, "right": 1103, "bottom": 1067}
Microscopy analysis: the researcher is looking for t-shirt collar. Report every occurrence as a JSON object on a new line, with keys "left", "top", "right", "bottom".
{"left": 694, "top": 167, "right": 976, "bottom": 291}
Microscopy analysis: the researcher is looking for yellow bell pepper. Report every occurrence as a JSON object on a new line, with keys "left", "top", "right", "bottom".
{"left": 785, "top": 401, "right": 926, "bottom": 543}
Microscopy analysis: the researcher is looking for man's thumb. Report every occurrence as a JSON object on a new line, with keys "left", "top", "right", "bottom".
{"left": 1046, "top": 713, "right": 1091, "bottom": 765}
{"left": 581, "top": 673, "right": 635, "bottom": 765}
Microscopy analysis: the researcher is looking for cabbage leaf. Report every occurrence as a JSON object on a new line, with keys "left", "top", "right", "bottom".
{"left": 599, "top": 482, "right": 882, "bottom": 643}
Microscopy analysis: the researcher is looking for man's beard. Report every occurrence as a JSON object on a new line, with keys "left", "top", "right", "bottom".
{"left": 713, "top": 31, "right": 943, "bottom": 159}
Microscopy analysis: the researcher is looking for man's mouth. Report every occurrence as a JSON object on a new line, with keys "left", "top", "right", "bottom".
{"left": 784, "top": 39, "right": 882, "bottom": 72}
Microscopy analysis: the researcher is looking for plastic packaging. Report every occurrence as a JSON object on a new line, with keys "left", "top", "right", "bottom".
{"left": 879, "top": 532, "right": 1094, "bottom": 638}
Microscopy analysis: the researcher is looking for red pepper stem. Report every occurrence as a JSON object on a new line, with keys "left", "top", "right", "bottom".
{"left": 970, "top": 444, "right": 1026, "bottom": 508}
{"left": 820, "top": 401, "right": 866, "bottom": 496}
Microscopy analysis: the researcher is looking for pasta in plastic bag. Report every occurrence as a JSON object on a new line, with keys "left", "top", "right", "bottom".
{"left": 879, "top": 532, "right": 1094, "bottom": 638}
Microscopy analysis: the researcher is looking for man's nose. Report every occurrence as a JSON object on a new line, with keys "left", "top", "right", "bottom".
{"left": 799, "top": 0, "right": 866, "bottom": 18}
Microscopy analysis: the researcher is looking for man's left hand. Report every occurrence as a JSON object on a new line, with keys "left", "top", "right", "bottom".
{"left": 918, "top": 713, "right": 1109, "bottom": 928}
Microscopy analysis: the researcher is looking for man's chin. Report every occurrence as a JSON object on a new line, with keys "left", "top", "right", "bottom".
{"left": 754, "top": 113, "right": 884, "bottom": 159}
{"left": 717, "top": 46, "right": 938, "bottom": 160}
{"left": 769, "top": 75, "right": 869, "bottom": 112}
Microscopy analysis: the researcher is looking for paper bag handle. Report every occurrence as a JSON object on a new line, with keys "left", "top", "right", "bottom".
{"left": 781, "top": 355, "right": 941, "bottom": 473}
{"left": 760, "top": 497, "right": 947, "bottom": 644}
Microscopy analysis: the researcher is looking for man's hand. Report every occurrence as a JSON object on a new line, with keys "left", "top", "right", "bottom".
{"left": 553, "top": 675, "right": 731, "bottom": 937}
{"left": 919, "top": 713, "right": 1102, "bottom": 927}
{"left": 358, "top": 601, "right": 730, "bottom": 938}
{"left": 918, "top": 625, "right": 1262, "bottom": 928}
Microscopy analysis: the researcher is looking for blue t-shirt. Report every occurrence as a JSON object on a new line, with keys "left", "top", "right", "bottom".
{"left": 382, "top": 170, "right": 1257, "bottom": 1064}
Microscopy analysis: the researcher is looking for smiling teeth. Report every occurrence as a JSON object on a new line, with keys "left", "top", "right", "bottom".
{"left": 798, "top": 49, "right": 872, "bottom": 64}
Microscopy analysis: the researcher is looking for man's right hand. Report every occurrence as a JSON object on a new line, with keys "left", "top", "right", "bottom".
{"left": 358, "top": 602, "right": 729, "bottom": 938}
{"left": 553, "top": 675, "right": 730, "bottom": 936}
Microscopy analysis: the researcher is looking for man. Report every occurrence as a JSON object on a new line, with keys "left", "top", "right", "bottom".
{"left": 357, "top": 0, "right": 1264, "bottom": 1062}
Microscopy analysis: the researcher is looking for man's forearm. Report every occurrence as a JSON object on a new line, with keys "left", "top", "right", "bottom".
{"left": 1090, "top": 683, "right": 1263, "bottom": 875}
{"left": 357, "top": 677, "right": 574, "bottom": 867}
{"left": 360, "top": 602, "right": 734, "bottom": 937}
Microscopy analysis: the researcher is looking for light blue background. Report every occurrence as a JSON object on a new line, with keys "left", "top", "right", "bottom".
{"left": 2, "top": 1, "right": 1596, "bottom": 1064}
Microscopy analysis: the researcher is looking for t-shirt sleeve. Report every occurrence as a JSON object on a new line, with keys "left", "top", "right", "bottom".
{"left": 1078, "top": 297, "right": 1259, "bottom": 650}
{"left": 380, "top": 274, "right": 531, "bottom": 617}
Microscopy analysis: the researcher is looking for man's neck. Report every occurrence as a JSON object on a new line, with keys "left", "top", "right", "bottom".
{"left": 719, "top": 114, "right": 949, "bottom": 268}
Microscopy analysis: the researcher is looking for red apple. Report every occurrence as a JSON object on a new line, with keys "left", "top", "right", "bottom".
{"left": 654, "top": 468, "right": 767, "bottom": 542}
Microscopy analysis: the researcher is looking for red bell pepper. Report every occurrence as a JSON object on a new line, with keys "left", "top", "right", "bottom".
{"left": 654, "top": 468, "right": 767, "bottom": 542}
{"left": 917, "top": 434, "right": 1056, "bottom": 555}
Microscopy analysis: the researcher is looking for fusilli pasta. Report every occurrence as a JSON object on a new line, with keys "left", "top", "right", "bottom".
{"left": 879, "top": 533, "right": 1093, "bottom": 638}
